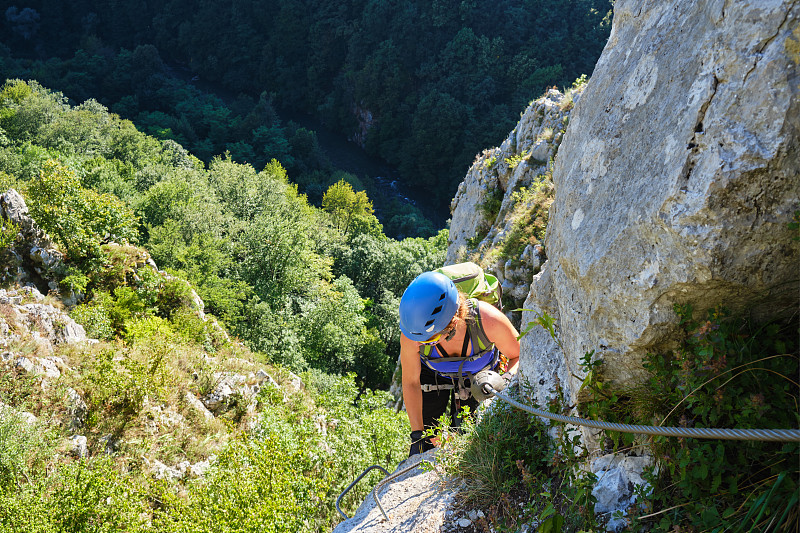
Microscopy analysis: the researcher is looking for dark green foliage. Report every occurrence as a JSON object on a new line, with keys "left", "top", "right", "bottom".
{"left": 0, "top": 78, "right": 449, "bottom": 391}
{"left": 0, "top": 0, "right": 612, "bottom": 209}
{"left": 0, "top": 76, "right": 423, "bottom": 533}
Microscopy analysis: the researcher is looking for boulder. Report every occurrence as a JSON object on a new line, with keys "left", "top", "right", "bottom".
{"left": 520, "top": 0, "right": 800, "bottom": 450}
{"left": 591, "top": 454, "right": 654, "bottom": 531}
{"left": 0, "top": 189, "right": 67, "bottom": 295}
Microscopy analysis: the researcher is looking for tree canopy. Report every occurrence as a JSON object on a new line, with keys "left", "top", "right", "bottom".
{"left": 0, "top": 0, "right": 612, "bottom": 209}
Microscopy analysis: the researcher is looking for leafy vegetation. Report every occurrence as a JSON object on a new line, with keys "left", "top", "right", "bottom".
{"left": 430, "top": 386, "right": 600, "bottom": 532}
{"left": 430, "top": 300, "right": 800, "bottom": 532}
{"left": 0, "top": 76, "right": 414, "bottom": 527}
{"left": 0, "top": 79, "right": 445, "bottom": 390}
{"left": 577, "top": 305, "right": 799, "bottom": 531}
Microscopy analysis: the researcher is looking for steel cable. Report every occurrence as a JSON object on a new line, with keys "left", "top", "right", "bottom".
{"left": 486, "top": 385, "right": 800, "bottom": 442}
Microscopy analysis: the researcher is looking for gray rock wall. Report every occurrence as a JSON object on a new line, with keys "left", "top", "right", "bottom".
{"left": 447, "top": 89, "right": 578, "bottom": 310}
{"left": 520, "top": 0, "right": 799, "bottom": 448}
{"left": 0, "top": 189, "right": 66, "bottom": 294}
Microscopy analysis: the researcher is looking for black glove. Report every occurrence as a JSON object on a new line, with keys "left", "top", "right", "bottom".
{"left": 409, "top": 430, "right": 435, "bottom": 457}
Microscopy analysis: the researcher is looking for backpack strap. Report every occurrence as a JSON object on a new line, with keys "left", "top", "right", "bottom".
{"left": 466, "top": 299, "right": 493, "bottom": 352}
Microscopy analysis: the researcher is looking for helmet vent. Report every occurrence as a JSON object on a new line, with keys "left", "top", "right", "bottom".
{"left": 438, "top": 292, "right": 446, "bottom": 300}
{"left": 431, "top": 305, "right": 443, "bottom": 315}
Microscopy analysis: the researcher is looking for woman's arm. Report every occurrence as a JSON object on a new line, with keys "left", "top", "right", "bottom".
{"left": 400, "top": 334, "right": 424, "bottom": 431}
{"left": 478, "top": 301, "right": 520, "bottom": 374}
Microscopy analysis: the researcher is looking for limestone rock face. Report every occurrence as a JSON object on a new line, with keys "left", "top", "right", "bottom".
{"left": 447, "top": 89, "right": 577, "bottom": 310}
{"left": 520, "top": 0, "right": 800, "bottom": 444}
{"left": 0, "top": 189, "right": 66, "bottom": 294}
{"left": 0, "top": 287, "right": 87, "bottom": 350}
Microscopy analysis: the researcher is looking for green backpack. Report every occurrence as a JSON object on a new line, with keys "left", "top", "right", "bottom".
{"left": 435, "top": 262, "right": 502, "bottom": 310}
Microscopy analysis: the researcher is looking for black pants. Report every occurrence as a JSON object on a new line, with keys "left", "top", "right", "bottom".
{"left": 420, "top": 365, "right": 479, "bottom": 432}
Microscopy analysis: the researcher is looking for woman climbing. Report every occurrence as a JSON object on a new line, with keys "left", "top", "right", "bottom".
{"left": 399, "top": 270, "right": 520, "bottom": 456}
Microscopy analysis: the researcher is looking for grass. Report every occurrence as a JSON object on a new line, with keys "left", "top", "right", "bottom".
{"left": 498, "top": 177, "right": 553, "bottom": 263}
{"left": 536, "top": 127, "right": 554, "bottom": 144}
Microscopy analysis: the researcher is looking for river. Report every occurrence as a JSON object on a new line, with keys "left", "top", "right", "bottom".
{"left": 167, "top": 63, "right": 448, "bottom": 230}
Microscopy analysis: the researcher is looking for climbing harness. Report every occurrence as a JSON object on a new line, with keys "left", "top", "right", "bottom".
{"left": 419, "top": 299, "right": 500, "bottom": 395}
{"left": 339, "top": 382, "right": 800, "bottom": 524}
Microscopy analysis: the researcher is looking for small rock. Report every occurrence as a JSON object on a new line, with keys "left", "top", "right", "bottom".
{"left": 70, "top": 435, "right": 88, "bottom": 458}
{"left": 185, "top": 391, "right": 214, "bottom": 421}
{"left": 458, "top": 518, "right": 472, "bottom": 528}
{"left": 66, "top": 388, "right": 88, "bottom": 430}
{"left": 37, "top": 357, "right": 61, "bottom": 378}
{"left": 190, "top": 456, "right": 215, "bottom": 477}
{"left": 99, "top": 434, "right": 117, "bottom": 455}
{"left": 14, "top": 356, "right": 35, "bottom": 373}
{"left": 150, "top": 459, "right": 184, "bottom": 480}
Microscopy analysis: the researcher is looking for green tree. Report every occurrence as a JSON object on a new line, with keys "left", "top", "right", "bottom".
{"left": 25, "top": 159, "right": 138, "bottom": 268}
{"left": 321, "top": 178, "right": 379, "bottom": 237}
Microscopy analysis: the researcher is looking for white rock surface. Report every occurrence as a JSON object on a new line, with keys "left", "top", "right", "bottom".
{"left": 0, "top": 190, "right": 66, "bottom": 294}
{"left": 591, "top": 454, "right": 654, "bottom": 531}
{"left": 148, "top": 458, "right": 185, "bottom": 480}
{"left": 447, "top": 89, "right": 577, "bottom": 311}
{"left": 66, "top": 387, "right": 88, "bottom": 430}
{"left": 332, "top": 452, "right": 456, "bottom": 533}
{"left": 69, "top": 435, "right": 89, "bottom": 458}
{"left": 0, "top": 402, "right": 37, "bottom": 424}
{"left": 185, "top": 391, "right": 215, "bottom": 421}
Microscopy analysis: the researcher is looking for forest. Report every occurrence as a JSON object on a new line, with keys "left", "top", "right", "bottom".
{"left": 0, "top": 78, "right": 426, "bottom": 531}
{"left": 0, "top": 0, "right": 613, "bottom": 389}
{"left": 0, "top": 78, "right": 457, "bottom": 391}
{"left": 0, "top": 0, "right": 612, "bottom": 213}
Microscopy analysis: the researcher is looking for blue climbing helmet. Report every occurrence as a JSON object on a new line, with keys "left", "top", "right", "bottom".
{"left": 399, "top": 271, "right": 460, "bottom": 341}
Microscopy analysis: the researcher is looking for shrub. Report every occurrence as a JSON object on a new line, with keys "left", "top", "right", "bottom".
{"left": 24, "top": 159, "right": 139, "bottom": 270}
{"left": 0, "top": 457, "right": 151, "bottom": 533}
{"left": 70, "top": 302, "right": 114, "bottom": 340}
{"left": 479, "top": 184, "right": 505, "bottom": 222}
{"left": 504, "top": 149, "right": 530, "bottom": 169}
{"left": 579, "top": 305, "right": 800, "bottom": 531}
{"left": 0, "top": 408, "right": 58, "bottom": 494}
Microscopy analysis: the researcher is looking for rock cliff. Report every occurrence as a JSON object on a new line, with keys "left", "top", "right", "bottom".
{"left": 447, "top": 88, "right": 579, "bottom": 312}
{"left": 358, "top": 0, "right": 799, "bottom": 528}
{"left": 518, "top": 0, "right": 799, "bottom": 453}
